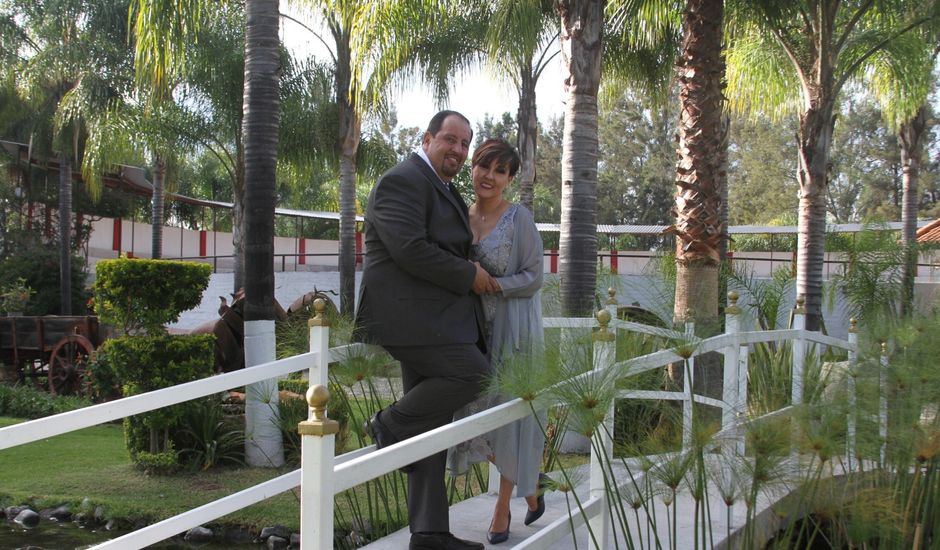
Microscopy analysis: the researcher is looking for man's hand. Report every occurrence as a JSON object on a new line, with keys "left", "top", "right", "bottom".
{"left": 472, "top": 262, "right": 498, "bottom": 295}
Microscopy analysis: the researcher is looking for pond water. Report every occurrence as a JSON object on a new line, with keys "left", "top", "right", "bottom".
{"left": 0, "top": 519, "right": 262, "bottom": 549}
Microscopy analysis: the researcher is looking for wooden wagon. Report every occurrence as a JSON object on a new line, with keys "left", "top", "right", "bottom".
{"left": 0, "top": 315, "right": 103, "bottom": 395}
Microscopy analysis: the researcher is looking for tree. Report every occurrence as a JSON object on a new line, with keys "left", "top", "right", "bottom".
{"left": 726, "top": 0, "right": 940, "bottom": 330}
{"left": 726, "top": 113, "right": 799, "bottom": 224}
{"left": 666, "top": 0, "right": 726, "bottom": 324}
{"left": 241, "top": 0, "right": 283, "bottom": 466}
{"left": 596, "top": 92, "right": 675, "bottom": 229}
{"left": 556, "top": 0, "right": 604, "bottom": 316}
{"left": 131, "top": 0, "right": 284, "bottom": 466}
{"left": 0, "top": 0, "right": 134, "bottom": 315}
{"left": 361, "top": 0, "right": 560, "bottom": 217}
{"left": 868, "top": 31, "right": 939, "bottom": 315}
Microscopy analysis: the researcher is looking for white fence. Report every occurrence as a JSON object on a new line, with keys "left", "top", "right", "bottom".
{"left": 0, "top": 293, "right": 871, "bottom": 549}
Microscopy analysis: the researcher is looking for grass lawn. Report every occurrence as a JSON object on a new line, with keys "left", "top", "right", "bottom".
{"left": 0, "top": 416, "right": 301, "bottom": 530}
{"left": 0, "top": 411, "right": 591, "bottom": 538}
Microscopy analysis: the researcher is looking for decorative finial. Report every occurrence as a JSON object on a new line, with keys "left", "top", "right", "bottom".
{"left": 306, "top": 384, "right": 330, "bottom": 420}
{"left": 298, "top": 384, "right": 339, "bottom": 436}
{"left": 308, "top": 297, "right": 331, "bottom": 327}
{"left": 881, "top": 341, "right": 888, "bottom": 355}
{"left": 594, "top": 309, "right": 615, "bottom": 342}
{"left": 794, "top": 294, "right": 806, "bottom": 314}
{"left": 606, "top": 287, "right": 617, "bottom": 305}
{"left": 726, "top": 291, "right": 741, "bottom": 315}
{"left": 849, "top": 318, "right": 857, "bottom": 333}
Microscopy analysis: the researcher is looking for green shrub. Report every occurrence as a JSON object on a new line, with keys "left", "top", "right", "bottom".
{"left": 93, "top": 258, "right": 211, "bottom": 334}
{"left": 278, "top": 382, "right": 352, "bottom": 465}
{"left": 97, "top": 334, "right": 214, "bottom": 460}
{"left": 0, "top": 383, "right": 91, "bottom": 418}
{"left": 132, "top": 449, "right": 180, "bottom": 476}
{"left": 0, "top": 248, "right": 88, "bottom": 315}
{"left": 175, "top": 397, "right": 245, "bottom": 471}
{"left": 278, "top": 377, "right": 308, "bottom": 396}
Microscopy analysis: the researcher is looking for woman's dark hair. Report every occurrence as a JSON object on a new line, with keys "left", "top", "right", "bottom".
{"left": 471, "top": 138, "right": 520, "bottom": 177}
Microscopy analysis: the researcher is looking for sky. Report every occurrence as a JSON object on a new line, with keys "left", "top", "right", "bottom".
{"left": 280, "top": 11, "right": 567, "bottom": 132}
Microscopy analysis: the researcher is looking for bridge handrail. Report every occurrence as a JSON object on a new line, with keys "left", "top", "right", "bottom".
{"left": 0, "top": 294, "right": 869, "bottom": 550}
{"left": 0, "top": 351, "right": 318, "bottom": 451}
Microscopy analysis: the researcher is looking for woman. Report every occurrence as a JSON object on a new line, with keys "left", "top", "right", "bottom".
{"left": 447, "top": 138, "right": 546, "bottom": 544}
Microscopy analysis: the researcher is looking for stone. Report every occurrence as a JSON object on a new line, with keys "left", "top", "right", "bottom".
{"left": 290, "top": 533, "right": 300, "bottom": 547}
{"left": 105, "top": 519, "right": 120, "bottom": 531}
{"left": 94, "top": 505, "right": 106, "bottom": 523}
{"left": 6, "top": 505, "right": 26, "bottom": 519}
{"left": 260, "top": 524, "right": 291, "bottom": 541}
{"left": 266, "top": 535, "right": 289, "bottom": 550}
{"left": 14, "top": 508, "right": 40, "bottom": 528}
{"left": 48, "top": 504, "right": 72, "bottom": 522}
{"left": 184, "top": 526, "right": 214, "bottom": 543}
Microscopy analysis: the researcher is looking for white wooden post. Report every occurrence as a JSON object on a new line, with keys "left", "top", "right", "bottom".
{"left": 299, "top": 384, "right": 338, "bottom": 550}
{"left": 846, "top": 318, "right": 858, "bottom": 471}
{"left": 737, "top": 316, "right": 749, "bottom": 458}
{"left": 589, "top": 309, "right": 616, "bottom": 550}
{"left": 791, "top": 295, "right": 806, "bottom": 407}
{"left": 722, "top": 292, "right": 741, "bottom": 433}
{"left": 879, "top": 341, "right": 888, "bottom": 465}
{"left": 682, "top": 309, "right": 695, "bottom": 452}
{"left": 308, "top": 299, "right": 330, "bottom": 388}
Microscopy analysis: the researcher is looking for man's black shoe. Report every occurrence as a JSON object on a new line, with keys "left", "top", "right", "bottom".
{"left": 409, "top": 532, "right": 484, "bottom": 550}
{"left": 363, "top": 411, "right": 416, "bottom": 474}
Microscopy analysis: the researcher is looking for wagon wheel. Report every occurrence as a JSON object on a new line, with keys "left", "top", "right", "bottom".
{"left": 48, "top": 334, "right": 95, "bottom": 396}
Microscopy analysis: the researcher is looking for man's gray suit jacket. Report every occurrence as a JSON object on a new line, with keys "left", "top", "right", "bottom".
{"left": 354, "top": 153, "right": 485, "bottom": 347}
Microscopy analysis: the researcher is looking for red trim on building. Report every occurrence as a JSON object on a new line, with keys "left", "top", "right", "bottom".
{"left": 610, "top": 249, "right": 618, "bottom": 273}
{"left": 199, "top": 230, "right": 207, "bottom": 257}
{"left": 550, "top": 249, "right": 558, "bottom": 274}
{"left": 298, "top": 238, "right": 306, "bottom": 265}
{"left": 355, "top": 231, "right": 363, "bottom": 265}
{"left": 112, "top": 218, "right": 122, "bottom": 251}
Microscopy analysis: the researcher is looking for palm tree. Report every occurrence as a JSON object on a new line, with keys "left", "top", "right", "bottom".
{"left": 725, "top": 0, "right": 940, "bottom": 330}
{"left": 359, "top": 0, "right": 560, "bottom": 218}
{"left": 556, "top": 0, "right": 605, "bottom": 316}
{"left": 669, "top": 0, "right": 726, "bottom": 324}
{"left": 0, "top": 0, "right": 134, "bottom": 315}
{"left": 868, "top": 36, "right": 938, "bottom": 316}
{"left": 240, "top": 0, "right": 284, "bottom": 467}
{"left": 131, "top": 0, "right": 285, "bottom": 466}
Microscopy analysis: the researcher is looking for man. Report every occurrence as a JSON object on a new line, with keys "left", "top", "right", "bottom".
{"left": 354, "top": 110, "right": 493, "bottom": 550}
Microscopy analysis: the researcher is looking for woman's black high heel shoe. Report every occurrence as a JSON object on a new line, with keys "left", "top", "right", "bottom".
{"left": 524, "top": 473, "right": 550, "bottom": 526}
{"left": 487, "top": 511, "right": 510, "bottom": 544}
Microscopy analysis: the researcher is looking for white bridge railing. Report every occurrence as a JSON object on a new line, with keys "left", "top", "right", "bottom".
{"left": 0, "top": 292, "right": 872, "bottom": 549}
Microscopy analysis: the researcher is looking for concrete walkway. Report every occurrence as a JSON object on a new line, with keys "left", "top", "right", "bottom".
{"left": 359, "top": 459, "right": 804, "bottom": 550}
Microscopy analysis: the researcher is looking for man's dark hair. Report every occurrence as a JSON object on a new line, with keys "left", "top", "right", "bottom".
{"left": 427, "top": 110, "right": 472, "bottom": 137}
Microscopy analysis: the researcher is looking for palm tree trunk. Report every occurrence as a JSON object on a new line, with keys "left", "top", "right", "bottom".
{"left": 672, "top": 0, "right": 725, "bottom": 325}
{"left": 242, "top": 0, "right": 283, "bottom": 468}
{"left": 517, "top": 65, "right": 538, "bottom": 213}
{"left": 58, "top": 152, "right": 72, "bottom": 315}
{"left": 232, "top": 127, "right": 246, "bottom": 293}
{"left": 557, "top": 0, "right": 603, "bottom": 317}
{"left": 335, "top": 29, "right": 360, "bottom": 317}
{"left": 898, "top": 105, "right": 926, "bottom": 317}
{"left": 795, "top": 101, "right": 836, "bottom": 332}
{"left": 151, "top": 156, "right": 165, "bottom": 259}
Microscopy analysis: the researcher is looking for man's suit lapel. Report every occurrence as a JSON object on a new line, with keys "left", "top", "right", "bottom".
{"left": 409, "top": 154, "right": 470, "bottom": 228}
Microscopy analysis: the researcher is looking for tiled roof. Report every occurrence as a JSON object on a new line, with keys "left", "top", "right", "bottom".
{"left": 917, "top": 219, "right": 940, "bottom": 243}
